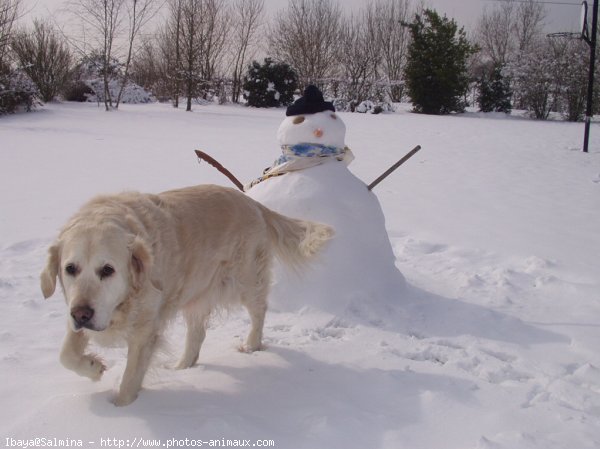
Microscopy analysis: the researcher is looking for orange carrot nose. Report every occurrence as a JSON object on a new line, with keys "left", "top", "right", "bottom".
{"left": 314, "top": 128, "right": 324, "bottom": 138}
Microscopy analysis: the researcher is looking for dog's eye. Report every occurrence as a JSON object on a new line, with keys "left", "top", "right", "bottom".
{"left": 99, "top": 265, "right": 115, "bottom": 280}
{"left": 65, "top": 264, "right": 78, "bottom": 276}
{"left": 293, "top": 116, "right": 305, "bottom": 124}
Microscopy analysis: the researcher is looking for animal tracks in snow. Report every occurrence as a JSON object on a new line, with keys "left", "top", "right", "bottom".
{"left": 389, "top": 232, "right": 600, "bottom": 437}
{"left": 392, "top": 235, "right": 592, "bottom": 310}
{"left": 381, "top": 335, "right": 531, "bottom": 385}
{"left": 522, "top": 364, "right": 600, "bottom": 417}
{"left": 265, "top": 316, "right": 356, "bottom": 347}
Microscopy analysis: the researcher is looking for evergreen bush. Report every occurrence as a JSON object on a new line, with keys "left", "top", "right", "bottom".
{"left": 404, "top": 9, "right": 476, "bottom": 115}
{"left": 478, "top": 65, "right": 512, "bottom": 113}
{"left": 0, "top": 68, "right": 39, "bottom": 114}
{"left": 242, "top": 58, "right": 298, "bottom": 108}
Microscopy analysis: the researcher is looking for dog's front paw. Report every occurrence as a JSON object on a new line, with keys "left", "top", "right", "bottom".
{"left": 173, "top": 360, "right": 195, "bottom": 370}
{"left": 79, "top": 354, "right": 106, "bottom": 381}
{"left": 112, "top": 390, "right": 138, "bottom": 407}
{"left": 238, "top": 342, "right": 265, "bottom": 353}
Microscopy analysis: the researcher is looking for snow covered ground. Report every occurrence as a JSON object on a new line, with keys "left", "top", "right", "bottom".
{"left": 1, "top": 102, "right": 599, "bottom": 449}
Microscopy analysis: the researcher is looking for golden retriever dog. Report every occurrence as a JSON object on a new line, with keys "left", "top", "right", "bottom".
{"left": 40, "top": 184, "right": 333, "bottom": 406}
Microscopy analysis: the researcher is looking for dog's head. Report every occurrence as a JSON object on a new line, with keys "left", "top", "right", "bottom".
{"left": 41, "top": 221, "right": 153, "bottom": 332}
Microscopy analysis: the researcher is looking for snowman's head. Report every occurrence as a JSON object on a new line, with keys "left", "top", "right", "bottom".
{"left": 278, "top": 85, "right": 346, "bottom": 149}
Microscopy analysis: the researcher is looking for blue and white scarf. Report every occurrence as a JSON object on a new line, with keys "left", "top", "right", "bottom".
{"left": 245, "top": 143, "right": 354, "bottom": 190}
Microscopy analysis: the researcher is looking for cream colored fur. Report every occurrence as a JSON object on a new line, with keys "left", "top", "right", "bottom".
{"left": 40, "top": 185, "right": 333, "bottom": 406}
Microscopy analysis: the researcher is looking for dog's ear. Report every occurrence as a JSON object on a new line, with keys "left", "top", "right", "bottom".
{"left": 40, "top": 243, "right": 60, "bottom": 299}
{"left": 129, "top": 235, "right": 153, "bottom": 291}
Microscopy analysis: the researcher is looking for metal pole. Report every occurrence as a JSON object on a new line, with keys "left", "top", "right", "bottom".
{"left": 583, "top": 0, "right": 598, "bottom": 153}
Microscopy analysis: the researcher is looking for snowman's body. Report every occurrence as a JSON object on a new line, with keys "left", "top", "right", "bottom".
{"left": 246, "top": 89, "right": 405, "bottom": 317}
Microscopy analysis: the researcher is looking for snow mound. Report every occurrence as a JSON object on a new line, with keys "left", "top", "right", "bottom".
{"left": 247, "top": 161, "right": 406, "bottom": 319}
{"left": 86, "top": 79, "right": 154, "bottom": 104}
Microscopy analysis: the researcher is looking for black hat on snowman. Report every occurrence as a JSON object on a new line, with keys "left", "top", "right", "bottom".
{"left": 286, "top": 85, "right": 335, "bottom": 116}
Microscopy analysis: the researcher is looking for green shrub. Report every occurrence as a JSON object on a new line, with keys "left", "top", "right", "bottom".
{"left": 242, "top": 58, "right": 298, "bottom": 108}
{"left": 404, "top": 9, "right": 476, "bottom": 115}
{"left": 478, "top": 65, "right": 512, "bottom": 113}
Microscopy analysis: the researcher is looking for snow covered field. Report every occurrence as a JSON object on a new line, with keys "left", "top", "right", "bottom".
{"left": 1, "top": 102, "right": 599, "bottom": 449}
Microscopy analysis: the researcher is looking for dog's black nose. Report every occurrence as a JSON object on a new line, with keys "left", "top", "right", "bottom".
{"left": 71, "top": 305, "right": 94, "bottom": 327}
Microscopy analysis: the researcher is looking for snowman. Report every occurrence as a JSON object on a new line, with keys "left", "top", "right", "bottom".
{"left": 246, "top": 85, "right": 405, "bottom": 319}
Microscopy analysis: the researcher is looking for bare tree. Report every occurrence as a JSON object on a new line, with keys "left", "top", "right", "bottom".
{"left": 548, "top": 37, "right": 589, "bottom": 121}
{"left": 514, "top": 0, "right": 546, "bottom": 55}
{"left": 131, "top": 34, "right": 175, "bottom": 100}
{"left": 198, "top": 0, "right": 230, "bottom": 87}
{"left": 372, "top": 0, "right": 411, "bottom": 102}
{"left": 506, "top": 40, "right": 554, "bottom": 119}
{"left": 176, "top": 0, "right": 229, "bottom": 111}
{"left": 114, "top": 0, "right": 159, "bottom": 108}
{"left": 269, "top": 0, "right": 342, "bottom": 88}
{"left": 475, "top": 0, "right": 547, "bottom": 115}
{"left": 153, "top": 0, "right": 184, "bottom": 106}
{"left": 0, "top": 0, "right": 21, "bottom": 69}
{"left": 167, "top": 0, "right": 182, "bottom": 107}
{"left": 338, "top": 6, "right": 380, "bottom": 106}
{"left": 476, "top": 0, "right": 546, "bottom": 65}
{"left": 11, "top": 19, "right": 73, "bottom": 102}
{"left": 130, "top": 36, "right": 157, "bottom": 90}
{"left": 179, "top": 0, "right": 201, "bottom": 110}
{"left": 229, "top": 0, "right": 263, "bottom": 103}
{"left": 70, "top": 0, "right": 125, "bottom": 110}
{"left": 476, "top": 0, "right": 514, "bottom": 65}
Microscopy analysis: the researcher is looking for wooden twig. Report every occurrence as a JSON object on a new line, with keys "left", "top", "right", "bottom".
{"left": 195, "top": 150, "right": 245, "bottom": 192}
{"left": 367, "top": 145, "right": 422, "bottom": 191}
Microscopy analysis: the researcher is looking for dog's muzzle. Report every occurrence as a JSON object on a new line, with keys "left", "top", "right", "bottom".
{"left": 71, "top": 305, "right": 95, "bottom": 330}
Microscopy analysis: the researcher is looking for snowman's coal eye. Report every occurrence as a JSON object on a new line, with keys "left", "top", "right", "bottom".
{"left": 293, "top": 116, "right": 305, "bottom": 124}
{"left": 331, "top": 114, "right": 337, "bottom": 119}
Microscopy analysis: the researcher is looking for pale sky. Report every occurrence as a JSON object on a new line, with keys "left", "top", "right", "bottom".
{"left": 262, "top": 0, "right": 583, "bottom": 34}
{"left": 23, "top": 0, "right": 584, "bottom": 36}
{"left": 422, "top": 0, "right": 581, "bottom": 32}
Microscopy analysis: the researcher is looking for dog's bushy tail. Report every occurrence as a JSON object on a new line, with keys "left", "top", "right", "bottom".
{"left": 261, "top": 206, "right": 334, "bottom": 271}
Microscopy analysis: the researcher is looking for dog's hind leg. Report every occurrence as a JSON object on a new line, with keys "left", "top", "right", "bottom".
{"left": 60, "top": 326, "right": 106, "bottom": 381}
{"left": 175, "top": 302, "right": 211, "bottom": 370}
{"left": 241, "top": 293, "right": 267, "bottom": 353}
{"left": 240, "top": 251, "right": 270, "bottom": 353}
